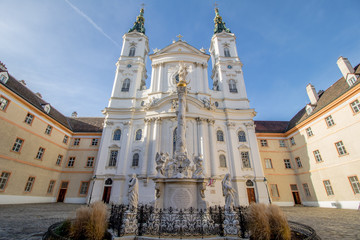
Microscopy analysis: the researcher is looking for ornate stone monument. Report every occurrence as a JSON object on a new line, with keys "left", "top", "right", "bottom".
{"left": 153, "top": 62, "right": 208, "bottom": 209}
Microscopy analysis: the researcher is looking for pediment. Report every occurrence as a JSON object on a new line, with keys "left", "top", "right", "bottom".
{"left": 152, "top": 41, "right": 208, "bottom": 56}
{"left": 238, "top": 143, "right": 250, "bottom": 150}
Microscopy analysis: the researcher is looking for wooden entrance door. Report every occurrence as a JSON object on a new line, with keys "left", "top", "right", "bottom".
{"left": 57, "top": 181, "right": 68, "bottom": 202}
{"left": 292, "top": 191, "right": 301, "bottom": 204}
{"left": 247, "top": 188, "right": 256, "bottom": 204}
{"left": 102, "top": 186, "right": 112, "bottom": 203}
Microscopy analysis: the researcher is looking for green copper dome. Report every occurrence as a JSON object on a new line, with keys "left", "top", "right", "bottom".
{"left": 129, "top": 8, "right": 145, "bottom": 34}
{"left": 213, "top": 8, "right": 231, "bottom": 34}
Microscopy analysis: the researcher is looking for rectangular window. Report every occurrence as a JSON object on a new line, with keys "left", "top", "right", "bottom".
{"left": 303, "top": 183, "right": 311, "bottom": 197}
{"left": 47, "top": 180, "right": 55, "bottom": 194}
{"left": 0, "top": 96, "right": 9, "bottom": 111}
{"left": 350, "top": 99, "right": 360, "bottom": 113}
{"left": 0, "top": 172, "right": 11, "bottom": 191}
{"left": 290, "top": 184, "right": 298, "bottom": 191}
{"left": 323, "top": 180, "right": 334, "bottom": 196}
{"left": 295, "top": 157, "right": 303, "bottom": 168}
{"left": 264, "top": 158, "right": 273, "bottom": 169}
{"left": 279, "top": 140, "right": 286, "bottom": 147}
{"left": 325, "top": 115, "right": 335, "bottom": 127}
{"left": 24, "top": 177, "right": 35, "bottom": 192}
{"left": 12, "top": 138, "right": 24, "bottom": 152}
{"left": 313, "top": 150, "right": 323, "bottom": 162}
{"left": 24, "top": 113, "right": 34, "bottom": 125}
{"left": 270, "top": 184, "right": 279, "bottom": 197}
{"left": 56, "top": 155, "right": 63, "bottom": 166}
{"left": 260, "top": 139, "right": 268, "bottom": 147}
{"left": 67, "top": 157, "right": 76, "bottom": 167}
{"left": 241, "top": 151, "right": 251, "bottom": 168}
{"left": 63, "top": 135, "right": 69, "bottom": 144}
{"left": 86, "top": 157, "right": 95, "bottom": 167}
{"left": 284, "top": 159, "right": 292, "bottom": 169}
{"left": 35, "top": 147, "right": 45, "bottom": 160}
{"left": 290, "top": 137, "right": 296, "bottom": 146}
{"left": 306, "top": 127, "right": 313, "bottom": 137}
{"left": 79, "top": 182, "right": 89, "bottom": 195}
{"left": 109, "top": 150, "right": 118, "bottom": 167}
{"left": 45, "top": 125, "right": 52, "bottom": 135}
{"left": 73, "top": 138, "right": 80, "bottom": 146}
{"left": 91, "top": 138, "right": 98, "bottom": 146}
{"left": 348, "top": 176, "right": 360, "bottom": 194}
{"left": 335, "top": 141, "right": 347, "bottom": 155}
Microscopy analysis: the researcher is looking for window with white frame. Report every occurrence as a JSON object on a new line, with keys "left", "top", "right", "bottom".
{"left": 0, "top": 172, "right": 11, "bottom": 191}
{"left": 302, "top": 183, "right": 311, "bottom": 196}
{"left": 238, "top": 131, "right": 246, "bottom": 142}
{"left": 24, "top": 113, "right": 34, "bottom": 125}
{"left": 24, "top": 177, "right": 35, "bottom": 192}
{"left": 63, "top": 135, "right": 68, "bottom": 144}
{"left": 67, "top": 157, "right": 76, "bottom": 167}
{"left": 35, "top": 147, "right": 45, "bottom": 160}
{"left": 135, "top": 129, "right": 142, "bottom": 141}
{"left": 109, "top": 150, "right": 118, "bottom": 167}
{"left": 295, "top": 157, "right": 303, "bottom": 168}
{"left": 47, "top": 180, "right": 55, "bottom": 194}
{"left": 306, "top": 127, "right": 313, "bottom": 137}
{"left": 132, "top": 153, "right": 139, "bottom": 167}
{"left": 12, "top": 138, "right": 24, "bottom": 152}
{"left": 113, "top": 129, "right": 121, "bottom": 141}
{"left": 45, "top": 125, "right": 52, "bottom": 135}
{"left": 56, "top": 155, "right": 63, "bottom": 165}
{"left": 260, "top": 139, "right": 268, "bottom": 147}
{"left": 348, "top": 76, "right": 356, "bottom": 86}
{"left": 279, "top": 140, "right": 286, "bottom": 147}
{"left": 87, "top": 157, "right": 95, "bottom": 167}
{"left": 323, "top": 180, "right": 334, "bottom": 195}
{"left": 335, "top": 141, "right": 347, "bottom": 155}
{"left": 219, "top": 154, "right": 227, "bottom": 167}
{"left": 348, "top": 176, "right": 360, "bottom": 194}
{"left": 91, "top": 138, "right": 98, "bottom": 146}
{"left": 0, "top": 96, "right": 9, "bottom": 111}
{"left": 224, "top": 48, "right": 231, "bottom": 57}
{"left": 121, "top": 79, "right": 130, "bottom": 92}
{"left": 241, "top": 152, "right": 251, "bottom": 168}
{"left": 325, "top": 115, "right": 335, "bottom": 127}
{"left": 284, "top": 159, "right": 292, "bottom": 169}
{"left": 313, "top": 150, "right": 322, "bottom": 162}
{"left": 73, "top": 138, "right": 80, "bottom": 146}
{"left": 229, "top": 80, "right": 238, "bottom": 93}
{"left": 270, "top": 184, "right": 279, "bottom": 197}
{"left": 79, "top": 182, "right": 89, "bottom": 195}
{"left": 264, "top": 158, "right": 273, "bottom": 169}
{"left": 129, "top": 47, "right": 136, "bottom": 57}
{"left": 350, "top": 99, "right": 360, "bottom": 113}
{"left": 217, "top": 130, "right": 224, "bottom": 142}
{"left": 290, "top": 137, "right": 296, "bottom": 146}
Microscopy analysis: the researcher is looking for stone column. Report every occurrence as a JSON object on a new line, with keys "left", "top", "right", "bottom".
{"left": 148, "top": 118, "right": 161, "bottom": 177}
{"left": 207, "top": 119, "right": 217, "bottom": 177}
{"left": 196, "top": 117, "right": 207, "bottom": 176}
{"left": 120, "top": 121, "right": 132, "bottom": 176}
{"left": 226, "top": 121, "right": 237, "bottom": 177}
{"left": 141, "top": 118, "right": 152, "bottom": 175}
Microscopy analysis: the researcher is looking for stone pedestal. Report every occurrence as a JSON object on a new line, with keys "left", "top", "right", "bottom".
{"left": 154, "top": 178, "right": 208, "bottom": 209}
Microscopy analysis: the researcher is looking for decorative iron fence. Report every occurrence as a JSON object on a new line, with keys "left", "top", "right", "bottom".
{"left": 109, "top": 204, "right": 249, "bottom": 238}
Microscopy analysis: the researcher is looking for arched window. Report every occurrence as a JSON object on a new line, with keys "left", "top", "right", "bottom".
{"left": 174, "top": 74, "right": 179, "bottom": 83}
{"left": 219, "top": 154, "right": 227, "bottom": 167}
{"left": 135, "top": 129, "right": 142, "bottom": 141}
{"left": 224, "top": 48, "right": 231, "bottom": 57}
{"left": 129, "top": 47, "right": 136, "bottom": 57}
{"left": 121, "top": 79, "right": 130, "bottom": 92}
{"left": 132, "top": 153, "right": 139, "bottom": 167}
{"left": 246, "top": 179, "right": 254, "bottom": 187}
{"left": 113, "top": 129, "right": 121, "bottom": 141}
{"left": 229, "top": 80, "right": 238, "bottom": 93}
{"left": 217, "top": 130, "right": 224, "bottom": 142}
{"left": 173, "top": 127, "right": 177, "bottom": 155}
{"left": 238, "top": 131, "right": 246, "bottom": 142}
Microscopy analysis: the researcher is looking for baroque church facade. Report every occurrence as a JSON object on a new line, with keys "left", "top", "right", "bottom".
{"left": 0, "top": 8, "right": 359, "bottom": 209}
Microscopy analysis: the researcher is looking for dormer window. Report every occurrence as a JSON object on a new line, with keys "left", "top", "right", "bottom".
{"left": 0, "top": 72, "right": 9, "bottom": 84}
{"left": 306, "top": 104, "right": 314, "bottom": 115}
{"left": 347, "top": 76, "right": 357, "bottom": 86}
{"left": 224, "top": 48, "right": 231, "bottom": 57}
{"left": 129, "top": 47, "right": 136, "bottom": 57}
{"left": 121, "top": 79, "right": 130, "bottom": 92}
{"left": 229, "top": 80, "right": 237, "bottom": 93}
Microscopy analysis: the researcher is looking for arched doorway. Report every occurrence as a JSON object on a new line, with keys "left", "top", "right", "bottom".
{"left": 102, "top": 178, "right": 112, "bottom": 204}
{"left": 246, "top": 180, "right": 256, "bottom": 204}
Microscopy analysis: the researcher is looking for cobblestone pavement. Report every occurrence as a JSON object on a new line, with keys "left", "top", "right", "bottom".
{"left": 281, "top": 206, "right": 360, "bottom": 240}
{"left": 0, "top": 203, "right": 359, "bottom": 240}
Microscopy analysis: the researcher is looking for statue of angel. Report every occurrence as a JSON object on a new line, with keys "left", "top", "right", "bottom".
{"left": 222, "top": 173, "right": 235, "bottom": 209}
{"left": 128, "top": 174, "right": 139, "bottom": 209}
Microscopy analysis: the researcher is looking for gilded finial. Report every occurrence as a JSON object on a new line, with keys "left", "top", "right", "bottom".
{"left": 128, "top": 7, "right": 146, "bottom": 34}
{"left": 213, "top": 7, "right": 231, "bottom": 34}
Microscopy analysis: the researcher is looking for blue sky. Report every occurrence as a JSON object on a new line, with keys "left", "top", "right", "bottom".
{"left": 1, "top": 0, "right": 360, "bottom": 121}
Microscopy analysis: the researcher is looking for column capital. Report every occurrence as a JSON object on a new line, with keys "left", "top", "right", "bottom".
{"left": 244, "top": 122, "right": 254, "bottom": 129}
{"left": 226, "top": 121, "right": 236, "bottom": 128}
{"left": 123, "top": 121, "right": 132, "bottom": 126}
{"left": 195, "top": 117, "right": 207, "bottom": 124}
{"left": 207, "top": 119, "right": 215, "bottom": 125}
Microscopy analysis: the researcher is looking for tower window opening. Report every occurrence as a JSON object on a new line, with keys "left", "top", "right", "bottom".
{"left": 129, "top": 47, "right": 136, "bottom": 57}
{"left": 229, "top": 80, "right": 238, "bottom": 93}
{"left": 224, "top": 48, "right": 231, "bottom": 57}
{"left": 122, "top": 79, "right": 130, "bottom": 92}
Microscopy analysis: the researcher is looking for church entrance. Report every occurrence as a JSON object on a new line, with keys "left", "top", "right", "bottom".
{"left": 102, "top": 178, "right": 113, "bottom": 204}
{"left": 57, "top": 181, "right": 69, "bottom": 202}
{"left": 246, "top": 180, "right": 256, "bottom": 204}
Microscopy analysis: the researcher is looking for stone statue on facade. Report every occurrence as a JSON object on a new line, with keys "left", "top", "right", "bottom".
{"left": 193, "top": 155, "right": 204, "bottom": 178}
{"left": 155, "top": 152, "right": 167, "bottom": 176}
{"left": 222, "top": 173, "right": 235, "bottom": 209}
{"left": 128, "top": 174, "right": 139, "bottom": 208}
